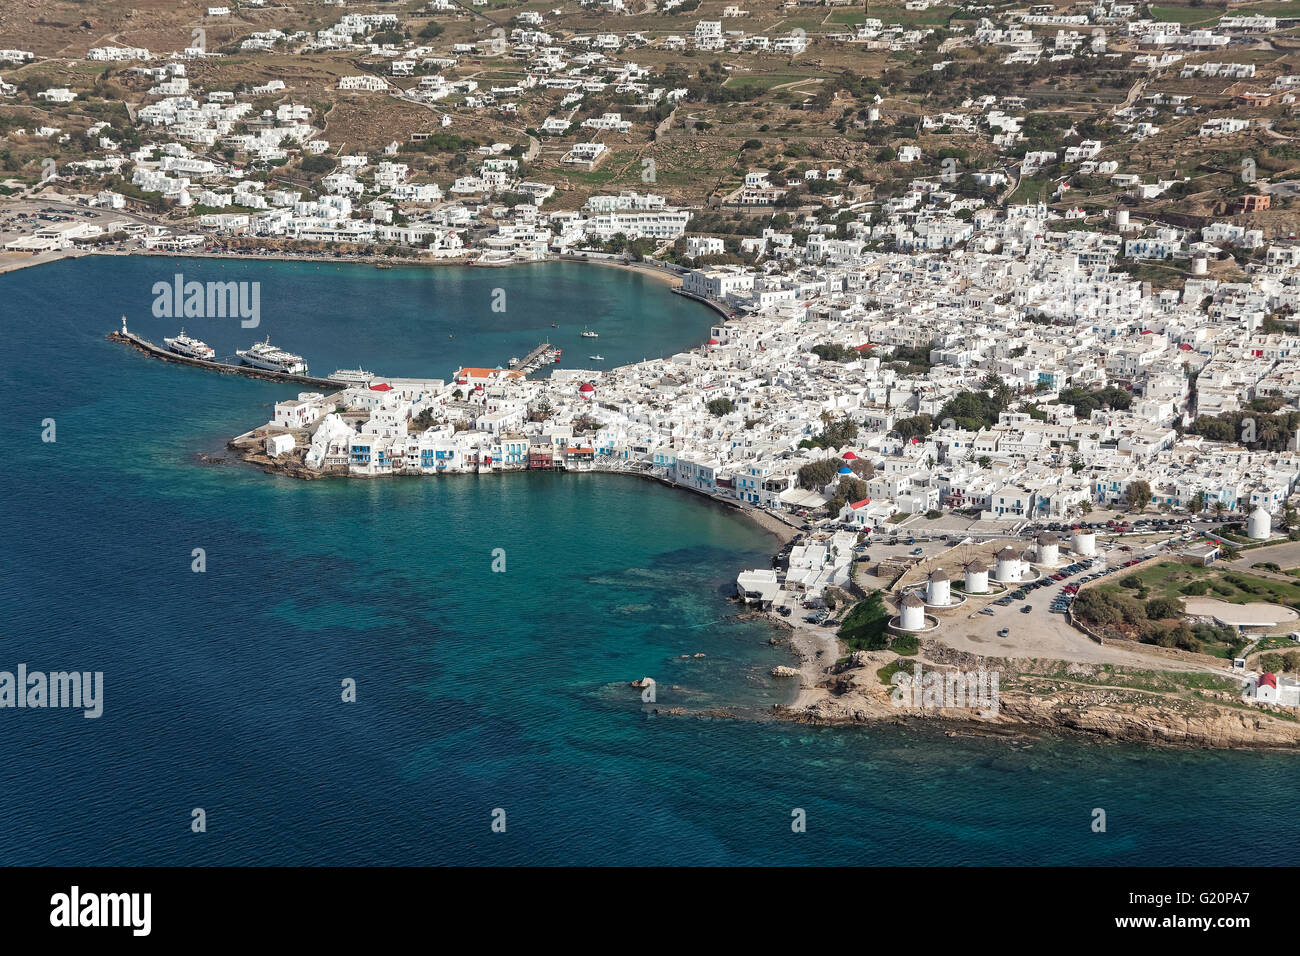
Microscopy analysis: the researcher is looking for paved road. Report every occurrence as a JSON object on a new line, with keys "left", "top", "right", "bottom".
{"left": 1227, "top": 539, "right": 1300, "bottom": 571}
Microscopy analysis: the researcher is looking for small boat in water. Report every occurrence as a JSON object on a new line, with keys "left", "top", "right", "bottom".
{"left": 589, "top": 354, "right": 604, "bottom": 361}
{"left": 580, "top": 328, "right": 598, "bottom": 338}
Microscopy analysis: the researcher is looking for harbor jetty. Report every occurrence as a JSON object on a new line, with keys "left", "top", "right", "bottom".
{"left": 515, "top": 341, "right": 559, "bottom": 374}
{"left": 108, "top": 321, "right": 342, "bottom": 390}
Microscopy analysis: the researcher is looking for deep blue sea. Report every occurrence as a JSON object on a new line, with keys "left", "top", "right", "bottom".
{"left": 0, "top": 254, "right": 1292, "bottom": 865}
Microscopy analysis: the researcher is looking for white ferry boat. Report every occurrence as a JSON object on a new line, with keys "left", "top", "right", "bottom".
{"left": 329, "top": 368, "right": 375, "bottom": 386}
{"left": 163, "top": 329, "right": 215, "bottom": 361}
{"left": 237, "top": 337, "right": 308, "bottom": 375}
{"left": 580, "top": 329, "right": 598, "bottom": 338}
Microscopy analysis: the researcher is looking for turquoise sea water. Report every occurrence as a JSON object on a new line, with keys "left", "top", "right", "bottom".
{"left": 0, "top": 254, "right": 1293, "bottom": 866}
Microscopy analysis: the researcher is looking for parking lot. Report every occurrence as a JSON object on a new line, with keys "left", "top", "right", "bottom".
{"left": 924, "top": 546, "right": 1207, "bottom": 669}
{"left": 0, "top": 195, "right": 158, "bottom": 274}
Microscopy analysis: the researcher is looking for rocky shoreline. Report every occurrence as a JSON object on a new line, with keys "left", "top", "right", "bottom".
{"left": 767, "top": 633, "right": 1300, "bottom": 751}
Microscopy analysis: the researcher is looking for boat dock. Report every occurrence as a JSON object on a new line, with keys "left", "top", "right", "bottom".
{"left": 108, "top": 324, "right": 343, "bottom": 390}
{"left": 517, "top": 341, "right": 559, "bottom": 374}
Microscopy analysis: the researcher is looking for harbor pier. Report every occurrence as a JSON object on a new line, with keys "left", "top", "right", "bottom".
{"left": 108, "top": 322, "right": 344, "bottom": 390}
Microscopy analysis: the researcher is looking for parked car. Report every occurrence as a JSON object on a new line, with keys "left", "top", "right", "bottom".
{"left": 1021, "top": 605, "right": 1033, "bottom": 613}
{"left": 998, "top": 628, "right": 1010, "bottom": 637}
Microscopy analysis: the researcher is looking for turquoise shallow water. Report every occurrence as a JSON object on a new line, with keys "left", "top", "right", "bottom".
{"left": 0, "top": 254, "right": 1293, "bottom": 865}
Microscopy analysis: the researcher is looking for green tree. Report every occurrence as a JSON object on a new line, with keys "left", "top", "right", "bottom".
{"left": 1126, "top": 480, "right": 1152, "bottom": 513}
{"left": 1145, "top": 596, "right": 1181, "bottom": 619}
{"left": 894, "top": 414, "right": 933, "bottom": 442}
{"left": 797, "top": 458, "right": 841, "bottom": 490}
{"left": 838, "top": 592, "right": 892, "bottom": 651}
{"left": 827, "top": 478, "right": 870, "bottom": 515}
{"left": 706, "top": 397, "right": 736, "bottom": 417}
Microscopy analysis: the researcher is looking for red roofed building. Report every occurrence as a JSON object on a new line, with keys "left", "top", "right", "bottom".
{"left": 837, "top": 495, "right": 887, "bottom": 530}
{"left": 454, "top": 366, "right": 526, "bottom": 386}
{"left": 1248, "top": 671, "right": 1299, "bottom": 706}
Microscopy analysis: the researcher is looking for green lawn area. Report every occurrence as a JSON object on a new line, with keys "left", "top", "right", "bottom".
{"left": 868, "top": 5, "right": 955, "bottom": 25}
{"left": 1101, "top": 561, "right": 1300, "bottom": 606}
{"left": 1009, "top": 174, "right": 1055, "bottom": 204}
{"left": 1235, "top": 0, "right": 1300, "bottom": 14}
{"left": 778, "top": 17, "right": 832, "bottom": 33}
{"left": 557, "top": 167, "right": 626, "bottom": 185}
{"left": 1048, "top": 217, "right": 1105, "bottom": 232}
{"left": 1041, "top": 664, "right": 1238, "bottom": 695}
{"left": 1149, "top": 4, "right": 1223, "bottom": 24}
{"left": 1254, "top": 633, "right": 1300, "bottom": 652}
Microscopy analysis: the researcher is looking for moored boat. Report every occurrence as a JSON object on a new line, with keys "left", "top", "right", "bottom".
{"left": 237, "top": 337, "right": 308, "bottom": 375}
{"left": 329, "top": 367, "right": 375, "bottom": 386}
{"left": 163, "top": 329, "right": 215, "bottom": 361}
